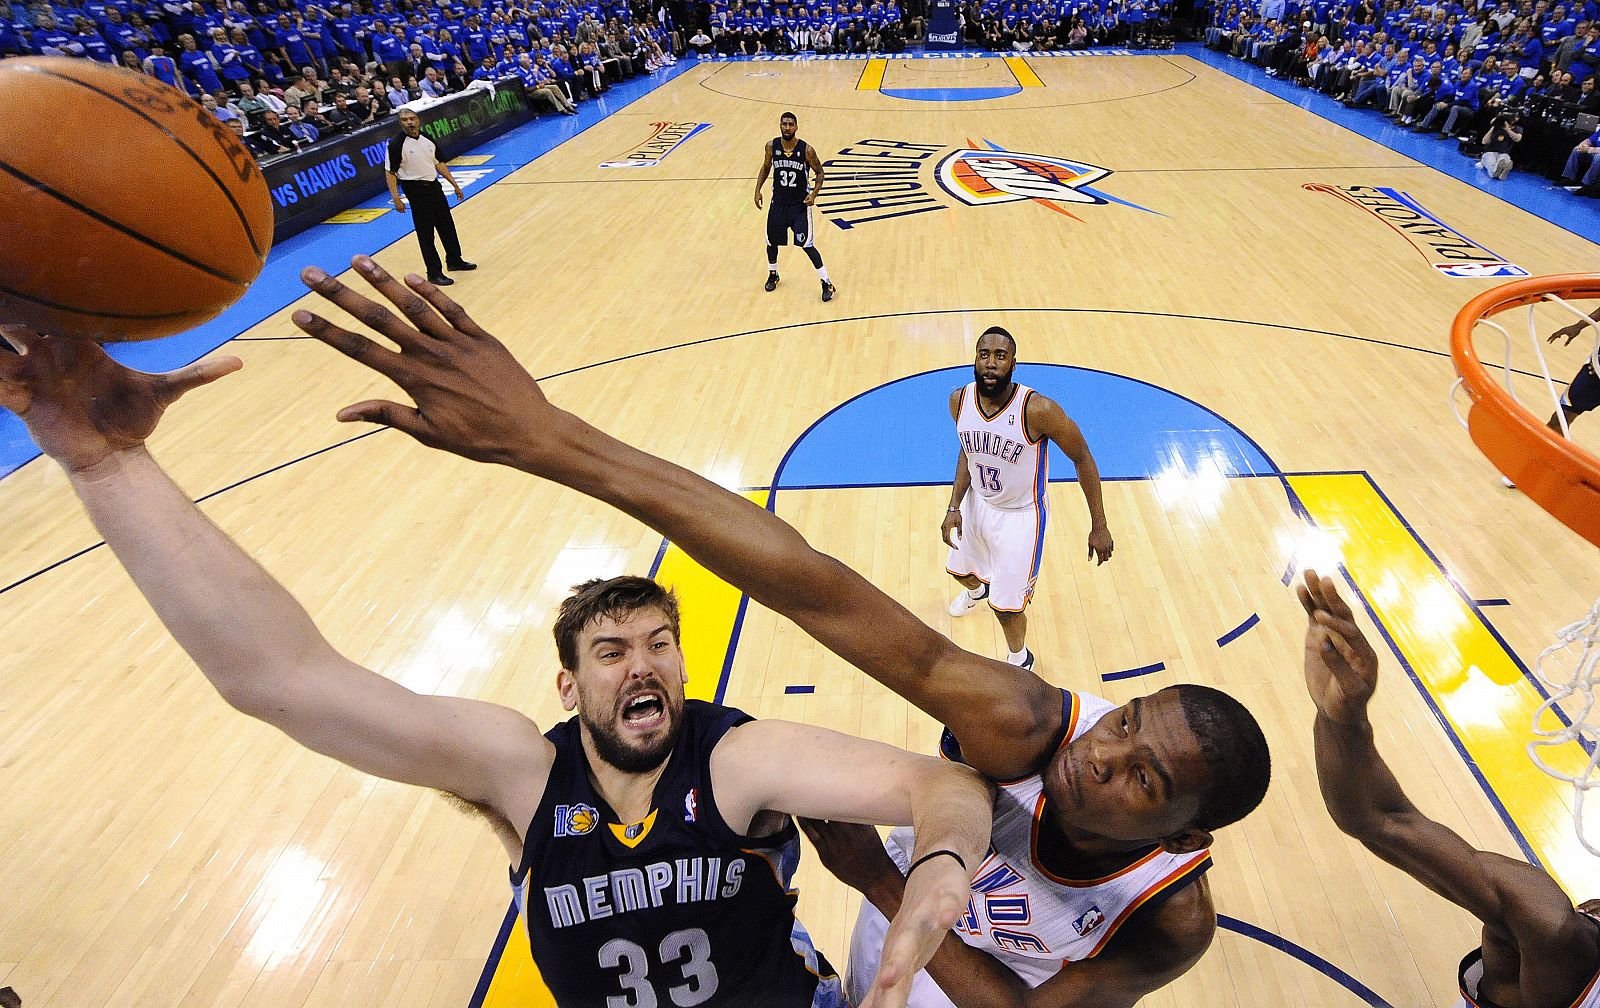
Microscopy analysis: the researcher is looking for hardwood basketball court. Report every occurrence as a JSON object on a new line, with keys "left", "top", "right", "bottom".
{"left": 1, "top": 51, "right": 1597, "bottom": 1007}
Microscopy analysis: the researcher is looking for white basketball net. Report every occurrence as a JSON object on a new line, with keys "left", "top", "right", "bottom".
{"left": 1529, "top": 597, "right": 1600, "bottom": 858}
{"left": 1448, "top": 292, "right": 1600, "bottom": 440}
{"left": 1447, "top": 291, "right": 1600, "bottom": 857}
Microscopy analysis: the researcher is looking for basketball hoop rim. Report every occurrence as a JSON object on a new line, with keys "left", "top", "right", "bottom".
{"left": 1451, "top": 273, "right": 1600, "bottom": 550}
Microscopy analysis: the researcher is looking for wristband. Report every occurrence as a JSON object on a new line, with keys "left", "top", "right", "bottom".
{"left": 946, "top": 506, "right": 961, "bottom": 513}
{"left": 907, "top": 848, "right": 966, "bottom": 876}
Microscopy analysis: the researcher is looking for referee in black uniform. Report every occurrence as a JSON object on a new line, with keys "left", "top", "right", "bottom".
{"left": 385, "top": 108, "right": 476, "bottom": 286}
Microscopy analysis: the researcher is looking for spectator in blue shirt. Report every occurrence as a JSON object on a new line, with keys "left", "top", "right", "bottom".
{"left": 1569, "top": 22, "right": 1600, "bottom": 82}
{"left": 68, "top": 16, "right": 116, "bottom": 60}
{"left": 177, "top": 32, "right": 224, "bottom": 95}
{"left": 1413, "top": 64, "right": 1479, "bottom": 134}
{"left": 28, "top": 12, "right": 74, "bottom": 54}
{"left": 1561, "top": 125, "right": 1600, "bottom": 194}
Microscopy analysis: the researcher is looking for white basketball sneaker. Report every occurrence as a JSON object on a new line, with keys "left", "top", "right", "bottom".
{"left": 949, "top": 584, "right": 988, "bottom": 616}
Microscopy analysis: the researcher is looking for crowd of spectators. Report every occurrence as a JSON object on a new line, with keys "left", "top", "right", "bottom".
{"left": 1204, "top": 0, "right": 1600, "bottom": 196}
{"left": 679, "top": 0, "right": 1171, "bottom": 56}
{"left": 1, "top": 0, "right": 683, "bottom": 161}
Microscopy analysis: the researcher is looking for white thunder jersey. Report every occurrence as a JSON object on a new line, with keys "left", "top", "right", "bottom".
{"left": 956, "top": 382, "right": 1047, "bottom": 511}
{"left": 848, "top": 691, "right": 1214, "bottom": 1002}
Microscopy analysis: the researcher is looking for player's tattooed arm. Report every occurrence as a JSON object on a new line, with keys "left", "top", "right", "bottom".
{"left": 754, "top": 142, "right": 773, "bottom": 207}
{"left": 805, "top": 142, "right": 825, "bottom": 205}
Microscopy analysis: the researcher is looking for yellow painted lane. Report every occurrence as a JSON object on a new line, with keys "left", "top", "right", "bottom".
{"left": 1289, "top": 473, "right": 1593, "bottom": 894}
{"left": 856, "top": 57, "right": 887, "bottom": 91}
{"left": 653, "top": 490, "right": 769, "bottom": 701}
{"left": 1003, "top": 56, "right": 1044, "bottom": 87}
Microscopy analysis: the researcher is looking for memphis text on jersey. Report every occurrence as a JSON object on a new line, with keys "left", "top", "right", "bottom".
{"left": 815, "top": 137, "right": 1155, "bottom": 230}
{"left": 543, "top": 856, "right": 748, "bottom": 929}
{"left": 962, "top": 427, "right": 1029, "bottom": 465}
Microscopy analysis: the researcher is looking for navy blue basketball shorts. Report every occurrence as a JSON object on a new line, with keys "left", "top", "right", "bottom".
{"left": 766, "top": 202, "right": 815, "bottom": 248}
{"left": 1563, "top": 361, "right": 1600, "bottom": 416}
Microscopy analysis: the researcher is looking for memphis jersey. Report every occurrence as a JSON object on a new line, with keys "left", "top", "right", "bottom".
{"left": 913, "top": 690, "right": 1212, "bottom": 988}
{"left": 1454, "top": 940, "right": 1600, "bottom": 1008}
{"left": 512, "top": 701, "right": 844, "bottom": 1007}
{"left": 956, "top": 382, "right": 1046, "bottom": 511}
{"left": 770, "top": 138, "right": 810, "bottom": 205}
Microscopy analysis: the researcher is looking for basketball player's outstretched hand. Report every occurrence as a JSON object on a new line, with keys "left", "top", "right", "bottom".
{"left": 1296, "top": 570, "right": 1379, "bottom": 725}
{"left": 866, "top": 850, "right": 969, "bottom": 1008}
{"left": 801, "top": 817, "right": 966, "bottom": 1008}
{"left": 0, "top": 326, "right": 240, "bottom": 473}
{"left": 1549, "top": 320, "right": 1591, "bottom": 345}
{"left": 293, "top": 256, "right": 556, "bottom": 467}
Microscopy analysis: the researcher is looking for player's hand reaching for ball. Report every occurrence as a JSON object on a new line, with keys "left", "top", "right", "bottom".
{"left": 0, "top": 327, "right": 240, "bottom": 473}
{"left": 1297, "top": 570, "right": 1379, "bottom": 725}
{"left": 293, "top": 255, "right": 561, "bottom": 469}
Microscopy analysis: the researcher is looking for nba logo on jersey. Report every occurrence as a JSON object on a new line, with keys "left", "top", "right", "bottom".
{"left": 684, "top": 788, "right": 699, "bottom": 823}
{"left": 554, "top": 803, "right": 598, "bottom": 837}
{"left": 1072, "top": 905, "right": 1105, "bottom": 938}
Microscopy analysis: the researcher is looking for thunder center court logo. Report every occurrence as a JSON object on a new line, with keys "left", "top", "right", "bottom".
{"left": 600, "top": 121, "right": 712, "bottom": 168}
{"left": 938, "top": 148, "right": 1112, "bottom": 207}
{"left": 815, "top": 138, "right": 1159, "bottom": 230}
{"left": 1303, "top": 184, "right": 1529, "bottom": 279}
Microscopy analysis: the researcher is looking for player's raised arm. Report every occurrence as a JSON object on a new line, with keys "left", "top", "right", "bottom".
{"left": 1025, "top": 393, "right": 1112, "bottom": 564}
{"left": 1298, "top": 571, "right": 1598, "bottom": 1005}
{"left": 714, "top": 721, "right": 992, "bottom": 1008}
{"left": 294, "top": 258, "right": 1066, "bottom": 777}
{"left": 0, "top": 328, "right": 552, "bottom": 850}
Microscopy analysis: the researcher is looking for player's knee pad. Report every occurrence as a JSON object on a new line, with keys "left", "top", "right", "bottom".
{"left": 803, "top": 246, "right": 824, "bottom": 268}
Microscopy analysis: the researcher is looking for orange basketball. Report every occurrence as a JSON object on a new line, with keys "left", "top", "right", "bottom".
{"left": 0, "top": 57, "right": 274, "bottom": 342}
